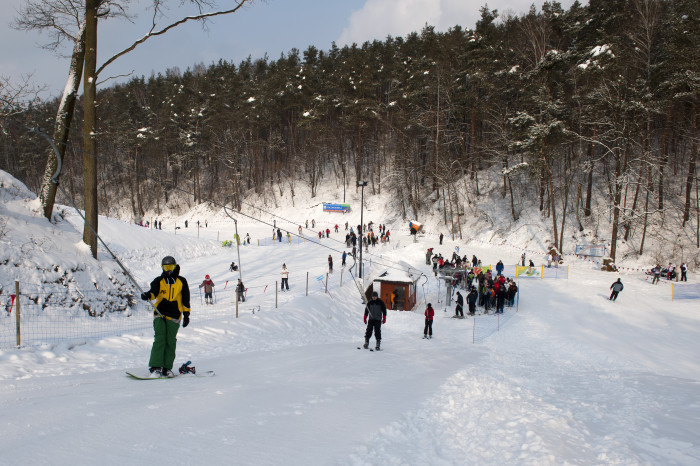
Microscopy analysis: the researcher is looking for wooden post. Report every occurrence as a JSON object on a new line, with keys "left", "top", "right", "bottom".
{"left": 276, "top": 281, "right": 278, "bottom": 308}
{"left": 306, "top": 272, "right": 309, "bottom": 296}
{"left": 15, "top": 280, "right": 21, "bottom": 347}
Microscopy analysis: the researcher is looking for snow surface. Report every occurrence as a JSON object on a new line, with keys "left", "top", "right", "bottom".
{"left": 1, "top": 169, "right": 699, "bottom": 465}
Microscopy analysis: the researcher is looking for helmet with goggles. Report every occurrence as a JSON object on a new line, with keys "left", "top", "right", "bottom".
{"left": 161, "top": 256, "right": 177, "bottom": 272}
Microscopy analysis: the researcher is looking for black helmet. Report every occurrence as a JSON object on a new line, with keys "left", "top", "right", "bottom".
{"left": 162, "top": 256, "right": 176, "bottom": 266}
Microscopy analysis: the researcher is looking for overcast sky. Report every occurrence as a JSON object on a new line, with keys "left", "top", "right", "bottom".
{"left": 2, "top": 0, "right": 579, "bottom": 99}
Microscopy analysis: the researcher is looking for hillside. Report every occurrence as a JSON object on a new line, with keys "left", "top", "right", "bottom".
{"left": 2, "top": 169, "right": 700, "bottom": 464}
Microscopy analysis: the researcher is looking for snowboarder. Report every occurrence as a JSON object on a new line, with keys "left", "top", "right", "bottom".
{"left": 363, "top": 291, "right": 387, "bottom": 350}
{"left": 342, "top": 251, "right": 347, "bottom": 267}
{"left": 236, "top": 279, "right": 246, "bottom": 302}
{"left": 609, "top": 278, "right": 623, "bottom": 301}
{"left": 199, "top": 275, "right": 215, "bottom": 304}
{"left": 455, "top": 291, "right": 464, "bottom": 318}
{"left": 424, "top": 303, "right": 435, "bottom": 338}
{"left": 281, "top": 264, "right": 290, "bottom": 291}
{"left": 140, "top": 256, "right": 190, "bottom": 377}
{"left": 328, "top": 254, "right": 333, "bottom": 273}
{"left": 229, "top": 262, "right": 238, "bottom": 272}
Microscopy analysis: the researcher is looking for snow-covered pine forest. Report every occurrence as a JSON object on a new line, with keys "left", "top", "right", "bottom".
{"left": 2, "top": 0, "right": 699, "bottom": 269}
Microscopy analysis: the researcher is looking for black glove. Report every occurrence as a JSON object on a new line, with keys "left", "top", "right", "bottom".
{"left": 140, "top": 292, "right": 150, "bottom": 301}
{"left": 182, "top": 313, "right": 190, "bottom": 327}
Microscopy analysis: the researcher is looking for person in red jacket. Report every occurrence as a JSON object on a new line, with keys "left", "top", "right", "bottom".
{"left": 423, "top": 303, "right": 435, "bottom": 339}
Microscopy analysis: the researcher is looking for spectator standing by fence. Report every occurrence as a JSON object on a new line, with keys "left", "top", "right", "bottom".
{"left": 680, "top": 263, "right": 688, "bottom": 282}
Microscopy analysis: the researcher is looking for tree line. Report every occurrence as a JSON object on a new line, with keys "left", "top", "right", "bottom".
{"left": 1, "top": 0, "right": 698, "bottom": 262}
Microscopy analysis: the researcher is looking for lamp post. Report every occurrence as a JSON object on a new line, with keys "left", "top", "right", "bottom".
{"left": 357, "top": 181, "right": 368, "bottom": 280}
{"left": 222, "top": 197, "right": 243, "bottom": 282}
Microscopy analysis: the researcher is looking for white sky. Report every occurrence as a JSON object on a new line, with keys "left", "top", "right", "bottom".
{"left": 1, "top": 0, "right": 579, "bottom": 99}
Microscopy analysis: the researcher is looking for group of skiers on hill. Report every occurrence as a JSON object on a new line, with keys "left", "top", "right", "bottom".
{"left": 649, "top": 262, "right": 688, "bottom": 284}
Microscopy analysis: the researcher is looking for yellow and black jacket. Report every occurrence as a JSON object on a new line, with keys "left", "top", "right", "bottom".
{"left": 145, "top": 265, "right": 191, "bottom": 321}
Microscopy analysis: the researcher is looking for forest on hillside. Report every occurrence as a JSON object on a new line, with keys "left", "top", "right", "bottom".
{"left": 1, "top": 0, "right": 698, "bottom": 261}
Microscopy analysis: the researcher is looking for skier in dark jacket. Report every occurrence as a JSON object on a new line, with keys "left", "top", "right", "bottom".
{"left": 236, "top": 279, "right": 246, "bottom": 302}
{"left": 609, "top": 278, "right": 623, "bottom": 301}
{"left": 495, "top": 285, "right": 507, "bottom": 314}
{"left": 141, "top": 256, "right": 190, "bottom": 377}
{"left": 363, "top": 291, "right": 387, "bottom": 350}
{"left": 455, "top": 291, "right": 464, "bottom": 318}
{"left": 467, "top": 287, "right": 478, "bottom": 315}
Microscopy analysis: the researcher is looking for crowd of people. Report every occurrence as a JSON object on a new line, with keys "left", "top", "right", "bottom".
{"left": 427, "top": 248, "right": 519, "bottom": 317}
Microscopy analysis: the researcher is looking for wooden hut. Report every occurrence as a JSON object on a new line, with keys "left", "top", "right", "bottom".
{"left": 372, "top": 270, "right": 419, "bottom": 311}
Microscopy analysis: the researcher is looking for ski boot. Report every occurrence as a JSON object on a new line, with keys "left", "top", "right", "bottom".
{"left": 363, "top": 339, "right": 369, "bottom": 349}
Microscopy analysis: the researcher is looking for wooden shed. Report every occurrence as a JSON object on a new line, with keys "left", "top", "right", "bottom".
{"left": 372, "top": 270, "right": 419, "bottom": 311}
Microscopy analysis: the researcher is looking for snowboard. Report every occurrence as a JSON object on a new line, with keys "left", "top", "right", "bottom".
{"left": 126, "top": 369, "right": 215, "bottom": 379}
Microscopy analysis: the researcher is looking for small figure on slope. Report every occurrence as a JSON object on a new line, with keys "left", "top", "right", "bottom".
{"left": 363, "top": 291, "right": 387, "bottom": 350}
{"left": 609, "top": 278, "right": 623, "bottom": 301}
{"left": 455, "top": 291, "right": 464, "bottom": 318}
{"left": 199, "top": 275, "right": 215, "bottom": 304}
{"left": 281, "top": 264, "right": 290, "bottom": 291}
{"left": 424, "top": 303, "right": 434, "bottom": 339}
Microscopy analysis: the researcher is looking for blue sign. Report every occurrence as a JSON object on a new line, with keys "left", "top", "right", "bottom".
{"left": 323, "top": 203, "right": 351, "bottom": 213}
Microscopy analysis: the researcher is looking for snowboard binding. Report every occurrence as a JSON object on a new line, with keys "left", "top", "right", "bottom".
{"left": 178, "top": 361, "right": 196, "bottom": 375}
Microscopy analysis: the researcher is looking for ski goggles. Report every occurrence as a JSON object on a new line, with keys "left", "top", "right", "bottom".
{"left": 162, "top": 264, "right": 176, "bottom": 272}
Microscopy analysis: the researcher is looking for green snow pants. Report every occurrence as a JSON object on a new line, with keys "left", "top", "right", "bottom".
{"left": 148, "top": 317, "right": 180, "bottom": 370}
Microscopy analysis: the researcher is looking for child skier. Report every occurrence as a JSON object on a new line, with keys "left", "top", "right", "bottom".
{"left": 199, "top": 275, "right": 215, "bottom": 304}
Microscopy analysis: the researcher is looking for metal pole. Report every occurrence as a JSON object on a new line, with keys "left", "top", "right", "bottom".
{"left": 234, "top": 218, "right": 243, "bottom": 281}
{"left": 15, "top": 280, "right": 21, "bottom": 347}
{"left": 357, "top": 181, "right": 367, "bottom": 279}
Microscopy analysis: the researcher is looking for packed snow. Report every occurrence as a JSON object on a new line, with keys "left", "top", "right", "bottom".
{"left": 1, "top": 169, "right": 699, "bottom": 465}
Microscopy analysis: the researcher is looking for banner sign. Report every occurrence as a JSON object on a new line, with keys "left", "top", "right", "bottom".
{"left": 516, "top": 266, "right": 541, "bottom": 278}
{"left": 323, "top": 203, "right": 351, "bottom": 213}
{"left": 575, "top": 244, "right": 607, "bottom": 257}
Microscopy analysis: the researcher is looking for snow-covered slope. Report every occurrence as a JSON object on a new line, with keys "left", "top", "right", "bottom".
{"left": 1, "top": 170, "right": 699, "bottom": 465}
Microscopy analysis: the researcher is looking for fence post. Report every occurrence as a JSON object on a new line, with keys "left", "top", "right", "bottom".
{"left": 235, "top": 291, "right": 239, "bottom": 318}
{"left": 541, "top": 265, "right": 544, "bottom": 279}
{"left": 340, "top": 269, "right": 343, "bottom": 287}
{"left": 325, "top": 273, "right": 328, "bottom": 293}
{"left": 306, "top": 272, "right": 309, "bottom": 296}
{"left": 15, "top": 280, "right": 21, "bottom": 347}
{"left": 276, "top": 281, "right": 278, "bottom": 308}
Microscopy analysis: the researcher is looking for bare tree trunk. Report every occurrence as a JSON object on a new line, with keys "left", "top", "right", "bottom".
{"left": 584, "top": 125, "right": 596, "bottom": 217}
{"left": 82, "top": 0, "right": 98, "bottom": 258}
{"left": 543, "top": 141, "right": 558, "bottom": 250}
{"left": 39, "top": 24, "right": 86, "bottom": 221}
{"left": 658, "top": 106, "right": 672, "bottom": 211}
{"left": 683, "top": 104, "right": 697, "bottom": 226}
